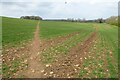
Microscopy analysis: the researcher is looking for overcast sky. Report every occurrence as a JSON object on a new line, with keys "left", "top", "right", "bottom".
{"left": 0, "top": 0, "right": 119, "bottom": 19}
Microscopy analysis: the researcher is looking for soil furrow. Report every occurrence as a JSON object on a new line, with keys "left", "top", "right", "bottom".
{"left": 41, "top": 31, "right": 97, "bottom": 78}
{"left": 40, "top": 32, "right": 80, "bottom": 50}
{"left": 22, "top": 22, "right": 44, "bottom": 78}
{"left": 14, "top": 22, "right": 44, "bottom": 78}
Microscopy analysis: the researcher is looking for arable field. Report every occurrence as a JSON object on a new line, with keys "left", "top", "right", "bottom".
{"left": 2, "top": 17, "right": 118, "bottom": 78}
{"left": 2, "top": 17, "right": 38, "bottom": 48}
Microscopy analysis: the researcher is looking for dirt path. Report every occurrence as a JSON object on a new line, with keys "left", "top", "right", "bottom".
{"left": 3, "top": 23, "right": 81, "bottom": 78}
{"left": 21, "top": 23, "right": 80, "bottom": 78}
{"left": 41, "top": 31, "right": 97, "bottom": 78}
{"left": 21, "top": 21, "right": 44, "bottom": 78}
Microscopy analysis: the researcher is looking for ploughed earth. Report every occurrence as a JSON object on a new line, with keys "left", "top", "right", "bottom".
{"left": 2, "top": 22, "right": 117, "bottom": 78}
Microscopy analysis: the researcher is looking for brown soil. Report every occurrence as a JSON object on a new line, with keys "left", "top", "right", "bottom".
{"left": 41, "top": 31, "right": 97, "bottom": 78}
{"left": 2, "top": 42, "right": 31, "bottom": 78}
{"left": 19, "top": 22, "right": 44, "bottom": 78}
{"left": 40, "top": 32, "right": 80, "bottom": 49}
{"left": 3, "top": 22, "right": 81, "bottom": 78}
{"left": 3, "top": 23, "right": 117, "bottom": 78}
{"left": 15, "top": 23, "right": 80, "bottom": 78}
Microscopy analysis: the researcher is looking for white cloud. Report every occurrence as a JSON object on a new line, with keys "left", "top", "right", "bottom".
{"left": 0, "top": 0, "right": 119, "bottom": 19}
{"left": 1, "top": 0, "right": 119, "bottom": 2}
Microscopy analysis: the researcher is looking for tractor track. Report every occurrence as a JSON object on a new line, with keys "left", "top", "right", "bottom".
{"left": 41, "top": 31, "right": 97, "bottom": 78}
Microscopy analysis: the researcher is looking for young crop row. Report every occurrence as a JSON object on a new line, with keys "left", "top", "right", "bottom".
{"left": 41, "top": 30, "right": 93, "bottom": 63}
{"left": 2, "top": 48, "right": 29, "bottom": 78}
{"left": 99, "top": 27, "right": 118, "bottom": 78}
{"left": 78, "top": 24, "right": 118, "bottom": 78}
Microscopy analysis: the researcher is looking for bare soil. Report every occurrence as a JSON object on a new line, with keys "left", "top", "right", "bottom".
{"left": 20, "top": 22, "right": 44, "bottom": 78}
{"left": 41, "top": 31, "right": 97, "bottom": 78}
{"left": 3, "top": 22, "right": 81, "bottom": 78}
{"left": 40, "top": 32, "right": 80, "bottom": 49}
{"left": 4, "top": 22, "right": 113, "bottom": 78}
{"left": 3, "top": 23, "right": 117, "bottom": 78}
{"left": 5, "top": 22, "right": 43, "bottom": 78}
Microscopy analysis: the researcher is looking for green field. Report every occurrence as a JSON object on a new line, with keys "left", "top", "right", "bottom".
{"left": 2, "top": 17, "right": 38, "bottom": 48}
{"left": 40, "top": 21, "right": 95, "bottom": 39}
{"left": 2, "top": 17, "right": 118, "bottom": 78}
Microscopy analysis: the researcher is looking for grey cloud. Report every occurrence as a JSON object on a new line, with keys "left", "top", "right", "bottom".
{"left": 0, "top": 1, "right": 118, "bottom": 19}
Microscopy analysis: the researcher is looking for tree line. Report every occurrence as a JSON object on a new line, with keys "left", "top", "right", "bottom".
{"left": 44, "top": 18, "right": 105, "bottom": 23}
{"left": 20, "top": 16, "right": 119, "bottom": 26}
{"left": 66, "top": 18, "right": 105, "bottom": 23}
{"left": 105, "top": 16, "right": 118, "bottom": 26}
{"left": 20, "top": 16, "right": 42, "bottom": 20}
